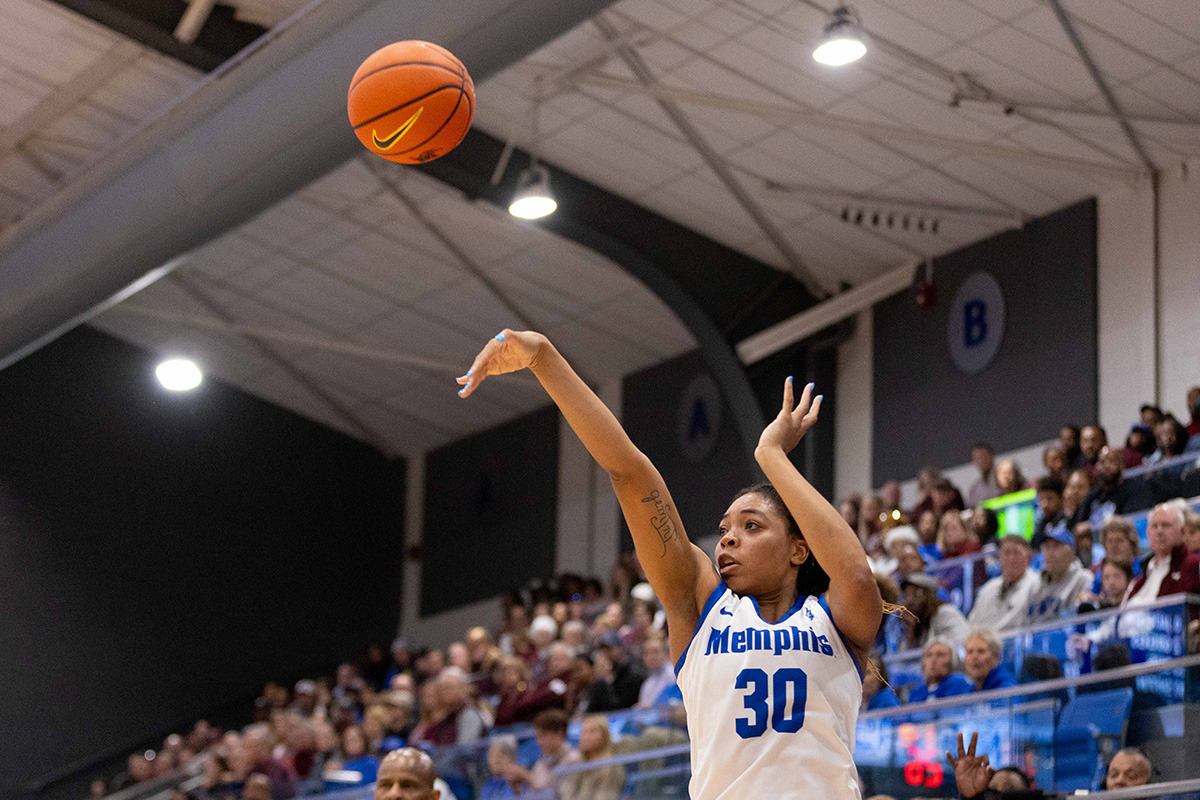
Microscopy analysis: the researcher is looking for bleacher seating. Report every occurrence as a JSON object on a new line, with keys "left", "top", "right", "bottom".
{"left": 1053, "top": 688, "right": 1134, "bottom": 792}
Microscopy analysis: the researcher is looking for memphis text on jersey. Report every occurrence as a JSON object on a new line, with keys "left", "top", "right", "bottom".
{"left": 702, "top": 623, "right": 835, "bottom": 658}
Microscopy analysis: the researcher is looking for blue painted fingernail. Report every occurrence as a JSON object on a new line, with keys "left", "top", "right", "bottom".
{"left": 787, "top": 375, "right": 793, "bottom": 383}
{"left": 495, "top": 332, "right": 506, "bottom": 341}
{"left": 816, "top": 395, "right": 824, "bottom": 402}
{"left": 458, "top": 388, "right": 466, "bottom": 397}
{"left": 467, "top": 368, "right": 473, "bottom": 376}
{"left": 807, "top": 382, "right": 815, "bottom": 390}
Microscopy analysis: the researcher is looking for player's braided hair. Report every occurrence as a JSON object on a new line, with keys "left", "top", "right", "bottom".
{"left": 733, "top": 483, "right": 830, "bottom": 598}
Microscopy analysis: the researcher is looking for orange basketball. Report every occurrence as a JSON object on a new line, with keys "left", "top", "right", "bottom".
{"left": 348, "top": 40, "right": 474, "bottom": 164}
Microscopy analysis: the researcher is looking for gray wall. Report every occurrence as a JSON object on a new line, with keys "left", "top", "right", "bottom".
{"left": 872, "top": 199, "right": 1097, "bottom": 483}
{"left": 620, "top": 350, "right": 758, "bottom": 551}
{"left": 0, "top": 327, "right": 405, "bottom": 792}
{"left": 420, "top": 406, "right": 559, "bottom": 615}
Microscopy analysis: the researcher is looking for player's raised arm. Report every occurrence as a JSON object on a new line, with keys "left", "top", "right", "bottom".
{"left": 457, "top": 330, "right": 718, "bottom": 650}
{"left": 754, "top": 377, "right": 881, "bottom": 653}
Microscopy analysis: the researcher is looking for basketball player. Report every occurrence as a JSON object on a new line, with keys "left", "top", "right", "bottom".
{"left": 458, "top": 330, "right": 881, "bottom": 800}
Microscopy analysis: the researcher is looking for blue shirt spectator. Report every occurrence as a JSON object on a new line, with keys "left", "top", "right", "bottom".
{"left": 963, "top": 629, "right": 1016, "bottom": 693}
{"left": 866, "top": 686, "right": 901, "bottom": 710}
{"left": 908, "top": 673, "right": 973, "bottom": 703}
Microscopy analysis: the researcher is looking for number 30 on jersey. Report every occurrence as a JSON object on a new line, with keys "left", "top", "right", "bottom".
{"left": 735, "top": 667, "right": 808, "bottom": 738}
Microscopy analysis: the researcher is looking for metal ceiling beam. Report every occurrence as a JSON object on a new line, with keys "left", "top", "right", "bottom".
{"left": 737, "top": 262, "right": 915, "bottom": 365}
{"left": 0, "top": 40, "right": 142, "bottom": 158}
{"left": 593, "top": 15, "right": 831, "bottom": 299}
{"left": 527, "top": 64, "right": 1144, "bottom": 183}
{"left": 0, "top": 0, "right": 620, "bottom": 371}
{"left": 1046, "top": 0, "right": 1157, "bottom": 173}
{"left": 169, "top": 271, "right": 396, "bottom": 455}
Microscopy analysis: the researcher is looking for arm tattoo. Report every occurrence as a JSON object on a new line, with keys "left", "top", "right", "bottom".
{"left": 641, "top": 489, "right": 677, "bottom": 556}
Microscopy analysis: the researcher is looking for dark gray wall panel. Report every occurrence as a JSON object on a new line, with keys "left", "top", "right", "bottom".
{"left": 421, "top": 406, "right": 558, "bottom": 615}
{"left": 0, "top": 327, "right": 404, "bottom": 790}
{"left": 872, "top": 199, "right": 1097, "bottom": 483}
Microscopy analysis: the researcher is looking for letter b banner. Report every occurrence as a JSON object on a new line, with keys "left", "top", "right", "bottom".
{"left": 948, "top": 272, "right": 1005, "bottom": 374}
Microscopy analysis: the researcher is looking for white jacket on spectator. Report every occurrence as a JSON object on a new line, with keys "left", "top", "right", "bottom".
{"left": 1026, "top": 561, "right": 1092, "bottom": 623}
{"left": 920, "top": 603, "right": 972, "bottom": 649}
{"left": 968, "top": 570, "right": 1040, "bottom": 632}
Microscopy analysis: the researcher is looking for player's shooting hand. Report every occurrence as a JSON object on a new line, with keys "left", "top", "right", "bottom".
{"left": 947, "top": 731, "right": 995, "bottom": 798}
{"left": 456, "top": 329, "right": 547, "bottom": 398}
{"left": 756, "top": 377, "right": 822, "bottom": 456}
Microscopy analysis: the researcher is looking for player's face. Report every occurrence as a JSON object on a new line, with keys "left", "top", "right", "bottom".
{"left": 716, "top": 493, "right": 806, "bottom": 596}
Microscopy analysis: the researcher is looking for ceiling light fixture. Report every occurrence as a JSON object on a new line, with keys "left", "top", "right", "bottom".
{"left": 813, "top": 6, "right": 868, "bottom": 66}
{"left": 156, "top": 358, "right": 203, "bottom": 391}
{"left": 509, "top": 164, "right": 557, "bottom": 220}
{"left": 508, "top": 76, "right": 558, "bottom": 220}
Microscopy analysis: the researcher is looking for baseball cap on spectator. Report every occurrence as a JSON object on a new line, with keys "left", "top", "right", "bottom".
{"left": 382, "top": 690, "right": 414, "bottom": 709}
{"left": 1043, "top": 524, "right": 1075, "bottom": 549}
{"left": 529, "top": 615, "right": 558, "bottom": 639}
{"left": 631, "top": 582, "right": 656, "bottom": 603}
{"left": 900, "top": 573, "right": 940, "bottom": 592}
{"left": 884, "top": 526, "right": 920, "bottom": 554}
{"left": 294, "top": 680, "right": 316, "bottom": 695}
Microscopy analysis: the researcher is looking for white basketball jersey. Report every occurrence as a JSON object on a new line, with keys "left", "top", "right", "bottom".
{"left": 676, "top": 584, "right": 864, "bottom": 800}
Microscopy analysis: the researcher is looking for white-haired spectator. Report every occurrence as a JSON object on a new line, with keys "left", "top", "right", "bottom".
{"left": 1125, "top": 501, "right": 1200, "bottom": 607}
{"left": 963, "top": 629, "right": 1017, "bottom": 692}
{"left": 969, "top": 535, "right": 1038, "bottom": 632}
{"left": 481, "top": 736, "right": 520, "bottom": 800}
{"left": 908, "top": 639, "right": 972, "bottom": 703}
{"left": 561, "top": 620, "right": 588, "bottom": 654}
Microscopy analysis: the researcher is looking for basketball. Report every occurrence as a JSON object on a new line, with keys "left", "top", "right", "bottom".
{"left": 347, "top": 40, "right": 475, "bottom": 164}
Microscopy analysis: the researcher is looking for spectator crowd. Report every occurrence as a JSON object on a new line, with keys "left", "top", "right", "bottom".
{"left": 98, "top": 387, "right": 1200, "bottom": 800}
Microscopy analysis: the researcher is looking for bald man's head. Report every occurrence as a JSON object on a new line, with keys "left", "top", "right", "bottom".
{"left": 374, "top": 748, "right": 439, "bottom": 800}
{"left": 1106, "top": 749, "right": 1151, "bottom": 789}
{"left": 241, "top": 774, "right": 272, "bottom": 800}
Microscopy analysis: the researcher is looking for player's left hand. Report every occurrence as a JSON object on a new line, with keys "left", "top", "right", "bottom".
{"left": 756, "top": 377, "right": 822, "bottom": 456}
{"left": 947, "top": 731, "right": 995, "bottom": 798}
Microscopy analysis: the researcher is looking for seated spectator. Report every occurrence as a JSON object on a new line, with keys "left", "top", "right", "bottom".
{"left": 242, "top": 774, "right": 272, "bottom": 800}
{"left": 969, "top": 535, "right": 1038, "bottom": 632}
{"left": 406, "top": 683, "right": 441, "bottom": 745}
{"left": 492, "top": 655, "right": 531, "bottom": 727}
{"left": 511, "top": 709, "right": 579, "bottom": 792}
{"left": 937, "top": 511, "right": 981, "bottom": 560}
{"left": 862, "top": 656, "right": 900, "bottom": 710}
{"left": 384, "top": 638, "right": 412, "bottom": 688}
{"left": 465, "top": 626, "right": 497, "bottom": 674}
{"left": 873, "top": 573, "right": 903, "bottom": 651}
{"left": 900, "top": 574, "right": 970, "bottom": 650}
{"left": 1123, "top": 424, "right": 1154, "bottom": 468}
{"left": 380, "top": 690, "right": 414, "bottom": 742}
{"left": 1076, "top": 558, "right": 1133, "bottom": 612}
{"left": 480, "top": 736, "right": 519, "bottom": 800}
{"left": 883, "top": 527, "right": 921, "bottom": 578}
{"left": 1042, "top": 445, "right": 1066, "bottom": 482}
{"left": 1071, "top": 447, "right": 1154, "bottom": 533}
{"left": 911, "top": 466, "right": 941, "bottom": 518}
{"left": 932, "top": 478, "right": 967, "bottom": 517}
{"left": 881, "top": 480, "right": 904, "bottom": 519}
{"left": 858, "top": 494, "right": 886, "bottom": 556}
{"left": 915, "top": 510, "right": 939, "bottom": 556}
{"left": 1103, "top": 748, "right": 1152, "bottom": 790}
{"left": 1061, "top": 468, "right": 1090, "bottom": 525}
{"left": 1027, "top": 526, "right": 1092, "bottom": 623}
{"left": 325, "top": 725, "right": 377, "bottom": 785}
{"left": 1082, "top": 516, "right": 1141, "bottom": 599}
{"left": 963, "top": 630, "right": 1017, "bottom": 692}
{"left": 1141, "top": 404, "right": 1165, "bottom": 428}
{"left": 1147, "top": 416, "right": 1189, "bottom": 464}
{"left": 416, "top": 669, "right": 487, "bottom": 747}
{"left": 636, "top": 635, "right": 676, "bottom": 707}
{"left": 597, "top": 632, "right": 647, "bottom": 709}
{"left": 1184, "top": 508, "right": 1200, "bottom": 554}
{"left": 1080, "top": 425, "right": 1108, "bottom": 478}
{"left": 529, "top": 615, "right": 559, "bottom": 681}
{"left": 908, "top": 639, "right": 972, "bottom": 702}
{"left": 1061, "top": 425, "right": 1085, "bottom": 472}
{"left": 1125, "top": 502, "right": 1200, "bottom": 607}
{"left": 839, "top": 494, "right": 862, "bottom": 533}
{"left": 994, "top": 459, "right": 1027, "bottom": 496}
{"left": 560, "top": 714, "right": 626, "bottom": 800}
{"left": 567, "top": 652, "right": 618, "bottom": 715}
{"left": 969, "top": 507, "right": 999, "bottom": 548}
{"left": 1031, "top": 476, "right": 1066, "bottom": 549}
{"left": 967, "top": 442, "right": 1000, "bottom": 507}
{"left": 241, "top": 725, "right": 297, "bottom": 800}
{"left": 290, "top": 681, "right": 318, "bottom": 718}
{"left": 561, "top": 620, "right": 588, "bottom": 655}
{"left": 948, "top": 732, "right": 1035, "bottom": 799}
